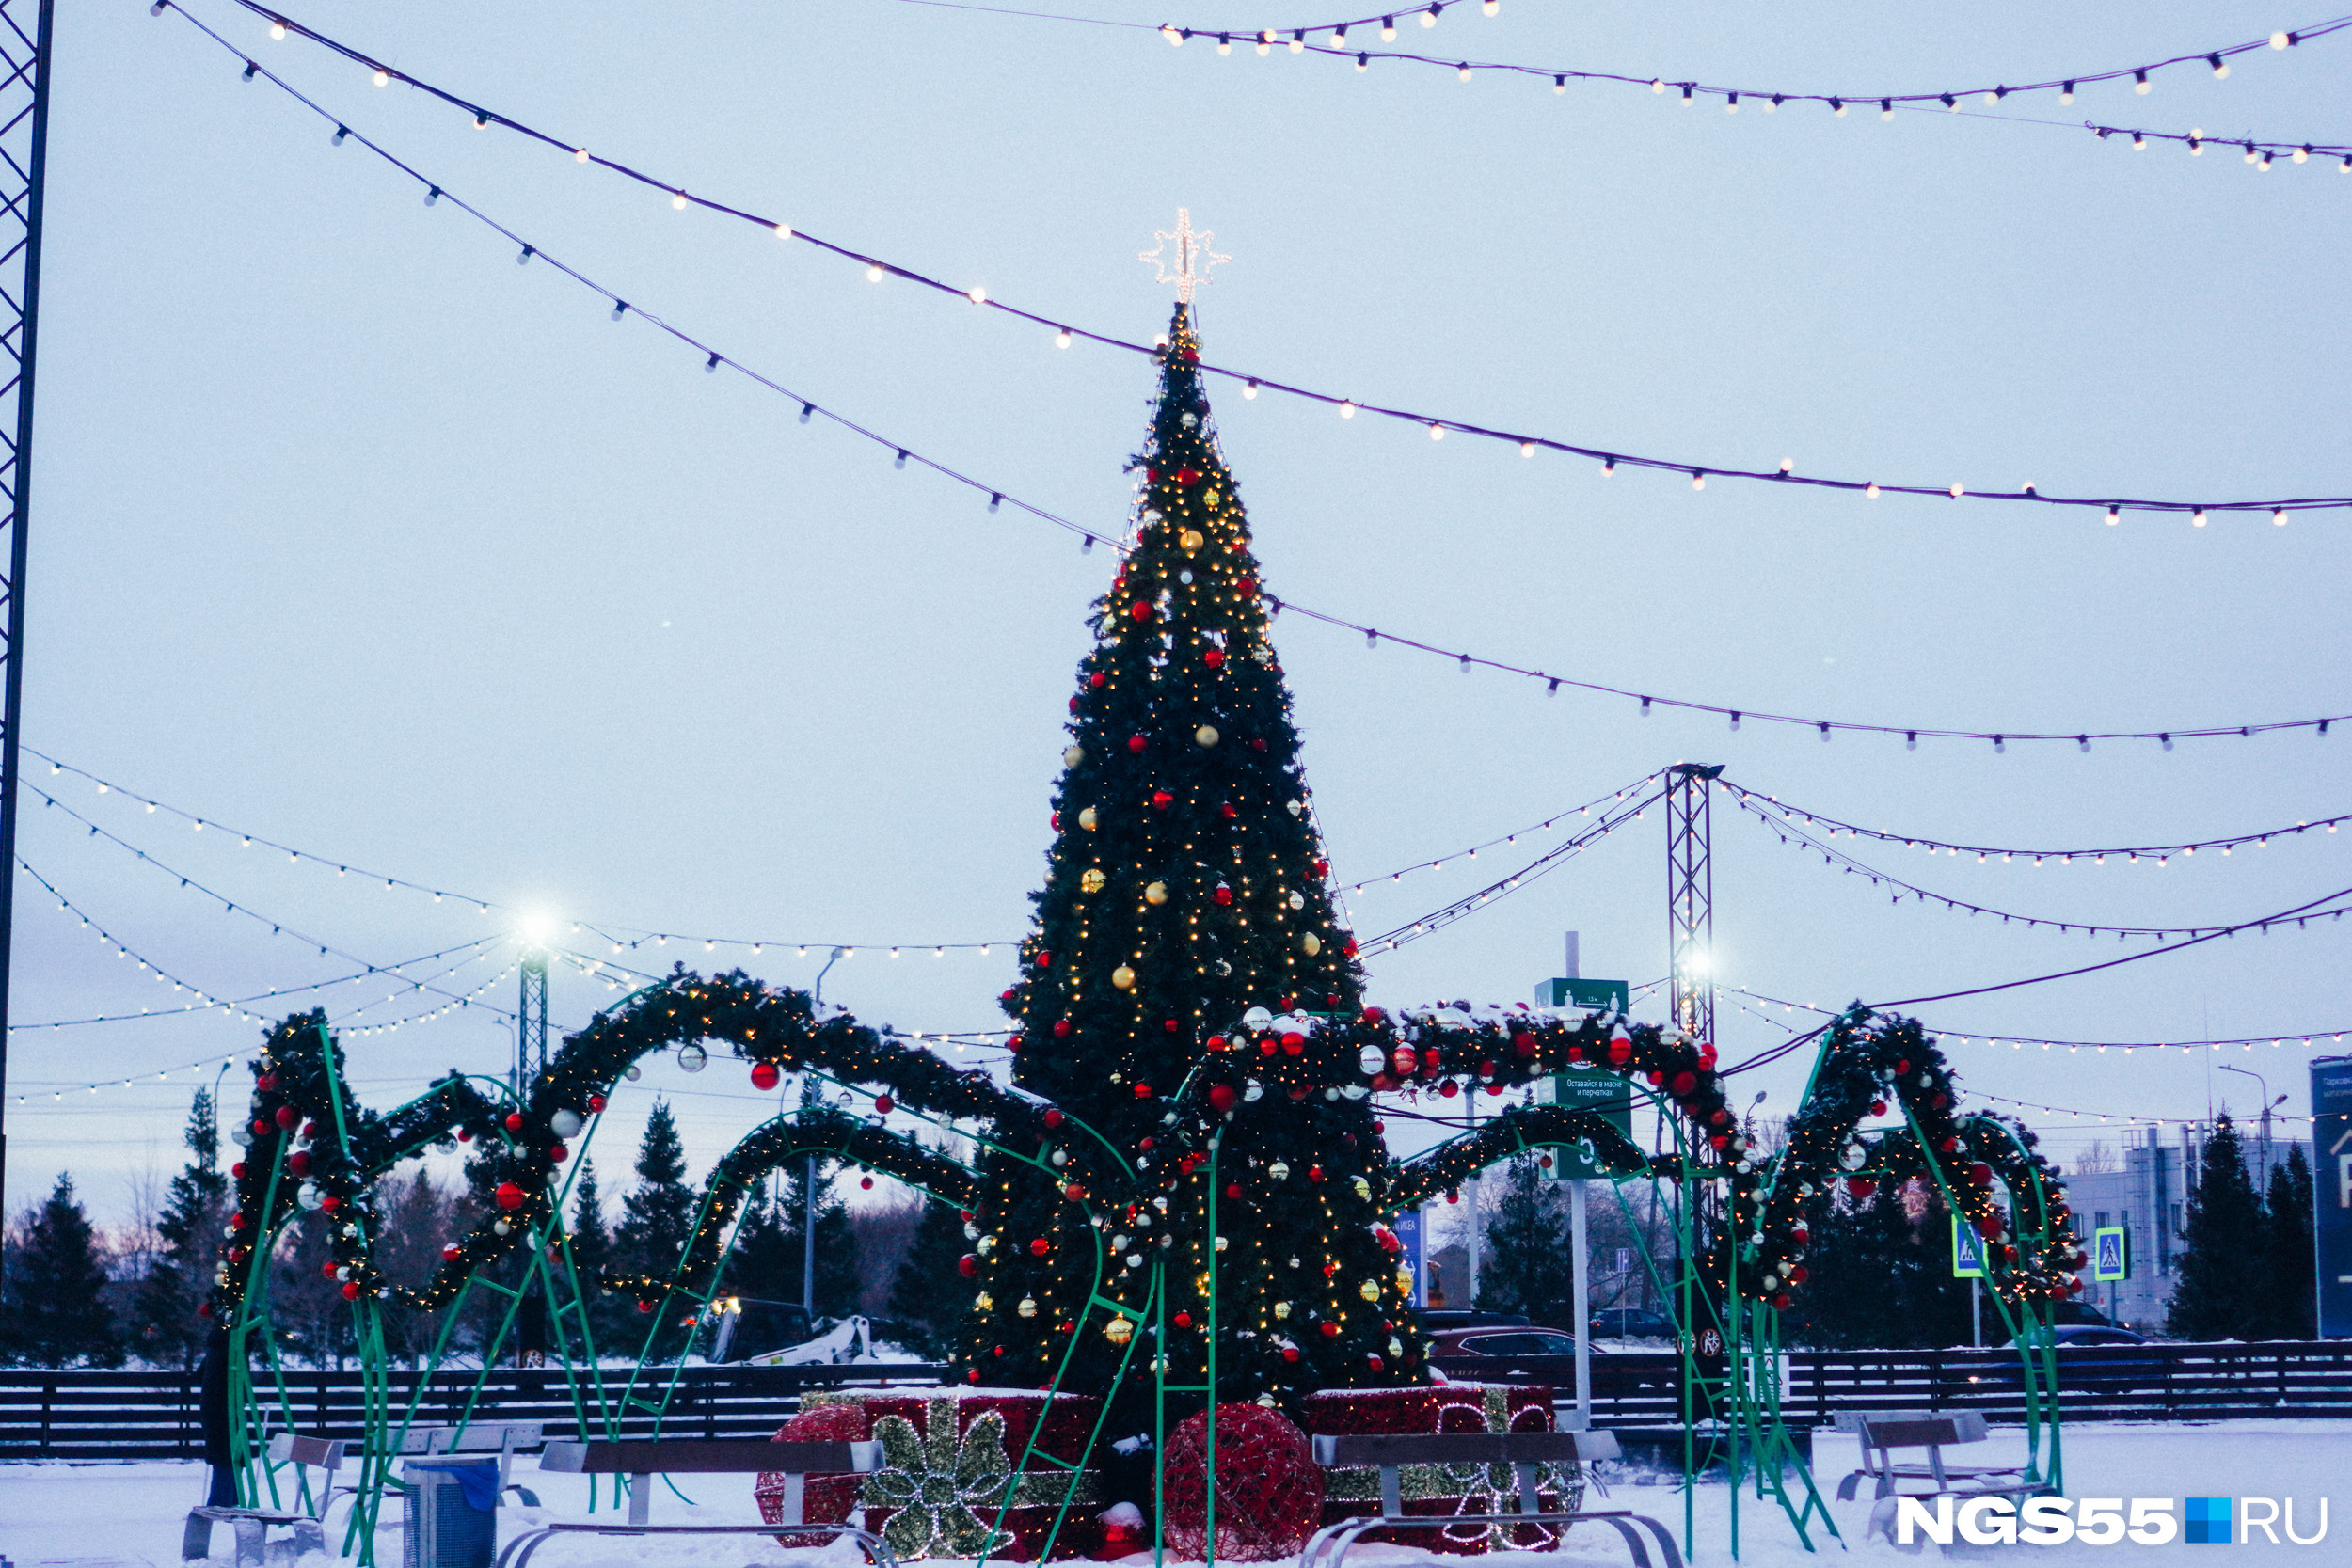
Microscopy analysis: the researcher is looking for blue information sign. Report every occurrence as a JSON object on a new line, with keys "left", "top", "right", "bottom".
{"left": 2091, "top": 1226, "right": 2129, "bottom": 1282}
{"left": 2313, "top": 1060, "right": 2352, "bottom": 1338}
{"left": 1392, "top": 1209, "right": 1426, "bottom": 1307}
{"left": 1951, "top": 1216, "right": 1987, "bottom": 1278}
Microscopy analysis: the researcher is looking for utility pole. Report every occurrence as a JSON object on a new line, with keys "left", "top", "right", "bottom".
{"left": 0, "top": 0, "right": 56, "bottom": 1243}
{"left": 806, "top": 947, "right": 846, "bottom": 1321}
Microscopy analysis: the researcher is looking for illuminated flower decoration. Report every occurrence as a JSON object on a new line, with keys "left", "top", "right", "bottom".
{"left": 864, "top": 1400, "right": 1014, "bottom": 1560}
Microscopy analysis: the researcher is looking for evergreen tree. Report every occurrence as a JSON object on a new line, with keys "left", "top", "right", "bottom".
{"left": 890, "top": 1198, "right": 974, "bottom": 1358}
{"left": 1474, "top": 1157, "right": 1573, "bottom": 1323}
{"left": 723, "top": 1185, "right": 798, "bottom": 1306}
{"left": 2257, "top": 1143, "right": 2316, "bottom": 1339}
{"left": 2169, "top": 1115, "right": 2266, "bottom": 1341}
{"left": 4, "top": 1175, "right": 124, "bottom": 1367}
{"left": 132, "top": 1089, "right": 230, "bottom": 1368}
{"left": 977, "top": 303, "right": 1390, "bottom": 1418}
{"left": 615, "top": 1101, "right": 699, "bottom": 1357}
{"left": 1787, "top": 1179, "right": 1973, "bottom": 1349}
{"left": 564, "top": 1157, "right": 633, "bottom": 1354}
{"left": 734, "top": 1159, "right": 860, "bottom": 1319}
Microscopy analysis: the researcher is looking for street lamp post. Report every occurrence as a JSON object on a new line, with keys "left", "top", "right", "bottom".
{"left": 803, "top": 947, "right": 847, "bottom": 1322}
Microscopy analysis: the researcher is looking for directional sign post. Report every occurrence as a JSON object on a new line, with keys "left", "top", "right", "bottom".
{"left": 2312, "top": 1060, "right": 2352, "bottom": 1338}
{"left": 1541, "top": 1063, "right": 1637, "bottom": 1180}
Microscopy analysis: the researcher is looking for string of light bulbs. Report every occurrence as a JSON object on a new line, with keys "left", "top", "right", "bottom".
{"left": 575, "top": 920, "right": 1015, "bottom": 960}
{"left": 1340, "top": 769, "right": 1667, "bottom": 895}
{"left": 23, "top": 775, "right": 522, "bottom": 1010}
{"left": 1967, "top": 1087, "right": 2324, "bottom": 1126}
{"left": 1721, "top": 780, "right": 2348, "bottom": 863}
{"left": 1135, "top": 6, "right": 2351, "bottom": 164}
{"left": 152, "top": 10, "right": 2352, "bottom": 758}
{"left": 181, "top": 1, "right": 2352, "bottom": 523}
{"left": 1359, "top": 787, "right": 1662, "bottom": 951}
{"left": 326, "top": 956, "right": 519, "bottom": 1037}
{"left": 1733, "top": 794, "right": 2352, "bottom": 940}
{"left": 1721, "top": 982, "right": 2345, "bottom": 1055}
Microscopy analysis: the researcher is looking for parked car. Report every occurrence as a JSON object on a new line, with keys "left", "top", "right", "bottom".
{"left": 1970, "top": 1324, "right": 2163, "bottom": 1389}
{"left": 1419, "top": 1310, "right": 1531, "bottom": 1333}
{"left": 1428, "top": 1325, "right": 1677, "bottom": 1401}
{"left": 1589, "top": 1307, "right": 1676, "bottom": 1339}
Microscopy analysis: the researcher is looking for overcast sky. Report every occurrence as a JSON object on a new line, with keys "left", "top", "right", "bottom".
{"left": 12, "top": 0, "right": 2347, "bottom": 1228}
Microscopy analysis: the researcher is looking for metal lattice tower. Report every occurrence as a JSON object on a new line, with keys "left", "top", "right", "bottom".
{"left": 0, "top": 0, "right": 56, "bottom": 1227}
{"left": 1666, "top": 764, "right": 1724, "bottom": 1047}
{"left": 516, "top": 952, "right": 548, "bottom": 1096}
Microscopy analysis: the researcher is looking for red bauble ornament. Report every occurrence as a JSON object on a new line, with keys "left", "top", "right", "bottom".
{"left": 1160, "top": 1404, "right": 1325, "bottom": 1562}
{"left": 1772, "top": 1292, "right": 1792, "bottom": 1310}
{"left": 550, "top": 1144, "right": 569, "bottom": 1163}
{"left": 1283, "top": 1345, "right": 1301, "bottom": 1362}
{"left": 1976, "top": 1214, "right": 2005, "bottom": 1239}
{"left": 323, "top": 1262, "right": 340, "bottom": 1279}
{"left": 587, "top": 1096, "right": 607, "bottom": 1113}
{"left": 1607, "top": 1039, "right": 1633, "bottom": 1067}
{"left": 1280, "top": 1032, "right": 1305, "bottom": 1056}
{"left": 1204, "top": 649, "right": 1224, "bottom": 669}
{"left": 321, "top": 1196, "right": 342, "bottom": 1214}
{"left": 287, "top": 1151, "right": 311, "bottom": 1177}
{"left": 1165, "top": 1018, "right": 1182, "bottom": 1033}
{"left": 1208, "top": 1085, "right": 1238, "bottom": 1113}
{"left": 1846, "top": 1177, "right": 1875, "bottom": 1198}
{"left": 274, "top": 1106, "right": 298, "bottom": 1130}
{"left": 1670, "top": 1071, "right": 1698, "bottom": 1096}
{"left": 1130, "top": 600, "right": 1154, "bottom": 623}
{"left": 959, "top": 1255, "right": 978, "bottom": 1277}
{"left": 1152, "top": 790, "right": 1174, "bottom": 810}
{"left": 1214, "top": 883, "right": 1233, "bottom": 905}
{"left": 494, "top": 1181, "right": 525, "bottom": 1211}
{"left": 1514, "top": 1033, "right": 1537, "bottom": 1058}
{"left": 1896, "top": 1059, "right": 1912, "bottom": 1074}
{"left": 1089, "top": 671, "right": 1106, "bottom": 688}
{"left": 1318, "top": 1322, "right": 1341, "bottom": 1338}
{"left": 1219, "top": 802, "right": 1237, "bottom": 819}
{"left": 1035, "top": 951, "right": 1053, "bottom": 970}
{"left": 342, "top": 1282, "right": 362, "bottom": 1301}
{"left": 1053, "top": 1020, "right": 1073, "bottom": 1038}
{"left": 1788, "top": 1265, "right": 1810, "bottom": 1284}
{"left": 504, "top": 1112, "right": 525, "bottom": 1133}
{"left": 865, "top": 1177, "right": 878, "bottom": 1191}
{"left": 1226, "top": 1183, "right": 1244, "bottom": 1199}
{"left": 874, "top": 1094, "right": 896, "bottom": 1115}
{"left": 750, "top": 1062, "right": 780, "bottom": 1092}
{"left": 442, "top": 1243, "right": 462, "bottom": 1261}
{"left": 1251, "top": 738, "right": 1267, "bottom": 752}
{"left": 1175, "top": 467, "right": 1200, "bottom": 485}
{"left": 251, "top": 1119, "right": 270, "bottom": 1137}
{"left": 230, "top": 1162, "right": 246, "bottom": 1180}
{"left": 1029, "top": 1236, "right": 1051, "bottom": 1256}
{"left": 1128, "top": 735, "right": 1148, "bottom": 753}
{"left": 1438, "top": 1080, "right": 1459, "bottom": 1098}
{"left": 1869, "top": 1100, "right": 1887, "bottom": 1116}
{"left": 1043, "top": 1108, "right": 1066, "bottom": 1128}
{"left": 1133, "top": 1083, "right": 1152, "bottom": 1099}
{"left": 1970, "top": 1163, "right": 1994, "bottom": 1186}
{"left": 1236, "top": 578, "right": 1259, "bottom": 599}
{"left": 1175, "top": 1311, "right": 1193, "bottom": 1329}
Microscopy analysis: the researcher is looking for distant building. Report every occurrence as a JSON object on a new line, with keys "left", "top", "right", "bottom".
{"left": 2064, "top": 1121, "right": 2302, "bottom": 1332}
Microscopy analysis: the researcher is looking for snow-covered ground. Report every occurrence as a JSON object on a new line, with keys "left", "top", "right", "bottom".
{"left": 5, "top": 1421, "right": 2346, "bottom": 1567}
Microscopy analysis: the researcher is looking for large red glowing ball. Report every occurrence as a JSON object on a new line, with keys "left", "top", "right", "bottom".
{"left": 1129, "top": 599, "right": 1153, "bottom": 623}
{"left": 1128, "top": 735, "right": 1148, "bottom": 753}
{"left": 494, "top": 1181, "right": 525, "bottom": 1211}
{"left": 1607, "top": 1038, "right": 1633, "bottom": 1067}
{"left": 1152, "top": 790, "right": 1174, "bottom": 811}
{"left": 874, "top": 1094, "right": 896, "bottom": 1115}
{"left": 1280, "top": 1032, "right": 1306, "bottom": 1055}
{"left": 1029, "top": 1236, "right": 1051, "bottom": 1257}
{"left": 286, "top": 1150, "right": 311, "bottom": 1177}
{"left": 504, "top": 1112, "right": 525, "bottom": 1133}
{"left": 274, "top": 1106, "right": 298, "bottom": 1130}
{"left": 342, "top": 1282, "right": 362, "bottom": 1301}
{"left": 1161, "top": 1405, "right": 1324, "bottom": 1561}
{"left": 1208, "top": 1085, "right": 1238, "bottom": 1113}
{"left": 1671, "top": 1071, "right": 1698, "bottom": 1097}
{"left": 959, "top": 1255, "right": 978, "bottom": 1277}
{"left": 750, "top": 1061, "right": 780, "bottom": 1092}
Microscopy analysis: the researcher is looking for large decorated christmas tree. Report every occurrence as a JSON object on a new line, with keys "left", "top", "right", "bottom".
{"left": 965, "top": 302, "right": 1408, "bottom": 1411}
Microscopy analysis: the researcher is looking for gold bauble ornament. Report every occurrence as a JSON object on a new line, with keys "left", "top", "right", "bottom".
{"left": 1204, "top": 487, "right": 1222, "bottom": 507}
{"left": 1195, "top": 724, "right": 1219, "bottom": 747}
{"left": 1105, "top": 1317, "right": 1135, "bottom": 1345}
{"left": 1062, "top": 745, "right": 1085, "bottom": 768}
{"left": 1352, "top": 1176, "right": 1373, "bottom": 1201}
{"left": 1081, "top": 868, "right": 1106, "bottom": 894}
{"left": 1394, "top": 1269, "right": 1413, "bottom": 1296}
{"left": 976, "top": 1291, "right": 993, "bottom": 1310}
{"left": 1273, "top": 1301, "right": 1292, "bottom": 1319}
{"left": 1112, "top": 965, "right": 1136, "bottom": 989}
{"left": 1078, "top": 807, "right": 1098, "bottom": 831}
{"left": 1359, "top": 1280, "right": 1381, "bottom": 1302}
{"left": 1179, "top": 528, "right": 1204, "bottom": 551}
{"left": 1301, "top": 932, "right": 1322, "bottom": 956}
{"left": 1145, "top": 881, "right": 1168, "bottom": 905}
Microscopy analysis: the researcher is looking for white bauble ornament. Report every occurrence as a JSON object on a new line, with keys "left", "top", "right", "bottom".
{"left": 297, "top": 1182, "right": 323, "bottom": 1211}
{"left": 1017, "top": 1298, "right": 1038, "bottom": 1318}
{"left": 1063, "top": 745, "right": 1085, "bottom": 768}
{"left": 1195, "top": 725, "right": 1219, "bottom": 747}
{"left": 1301, "top": 933, "right": 1322, "bottom": 956}
{"left": 625, "top": 1065, "right": 643, "bottom": 1082}
{"left": 1078, "top": 807, "right": 1098, "bottom": 831}
{"left": 1268, "top": 1161, "right": 1291, "bottom": 1181}
{"left": 1242, "top": 1006, "right": 1274, "bottom": 1029}
{"left": 1145, "top": 882, "right": 1168, "bottom": 905}
{"left": 677, "top": 1044, "right": 707, "bottom": 1073}
{"left": 1244, "top": 1081, "right": 1264, "bottom": 1101}
{"left": 1359, "top": 1045, "right": 1386, "bottom": 1075}
{"left": 1286, "top": 800, "right": 1303, "bottom": 816}
{"left": 549, "top": 1108, "right": 585, "bottom": 1139}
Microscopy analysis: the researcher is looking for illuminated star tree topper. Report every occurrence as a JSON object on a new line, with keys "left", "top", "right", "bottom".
{"left": 1139, "top": 208, "right": 1230, "bottom": 304}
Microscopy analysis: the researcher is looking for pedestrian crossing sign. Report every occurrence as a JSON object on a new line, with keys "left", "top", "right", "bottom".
{"left": 2092, "top": 1225, "right": 2130, "bottom": 1281}
{"left": 1951, "top": 1216, "right": 1987, "bottom": 1278}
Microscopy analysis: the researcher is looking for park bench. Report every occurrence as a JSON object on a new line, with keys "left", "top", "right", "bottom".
{"left": 1831, "top": 1412, "right": 2046, "bottom": 1544}
{"left": 182, "top": 1433, "right": 348, "bottom": 1565}
{"left": 391, "top": 1420, "right": 548, "bottom": 1507}
{"left": 493, "top": 1437, "right": 894, "bottom": 1568}
{"left": 1304, "top": 1430, "right": 1682, "bottom": 1568}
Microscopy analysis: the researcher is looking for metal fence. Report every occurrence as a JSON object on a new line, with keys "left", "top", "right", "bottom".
{"left": 8, "top": 1343, "right": 2352, "bottom": 1460}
